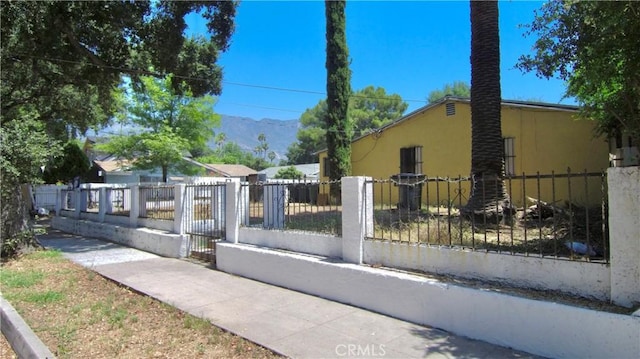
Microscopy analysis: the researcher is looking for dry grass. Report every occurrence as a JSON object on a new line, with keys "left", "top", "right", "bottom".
{"left": 370, "top": 204, "right": 608, "bottom": 260}
{"left": 246, "top": 202, "right": 343, "bottom": 235}
{"left": 0, "top": 250, "right": 281, "bottom": 359}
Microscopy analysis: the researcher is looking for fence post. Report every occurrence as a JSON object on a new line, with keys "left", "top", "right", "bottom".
{"left": 129, "top": 185, "right": 139, "bottom": 227}
{"left": 105, "top": 186, "right": 115, "bottom": 216}
{"left": 74, "top": 189, "right": 83, "bottom": 218}
{"left": 225, "top": 179, "right": 241, "bottom": 244}
{"left": 607, "top": 166, "right": 640, "bottom": 308}
{"left": 98, "top": 187, "right": 107, "bottom": 222}
{"left": 55, "top": 187, "right": 62, "bottom": 216}
{"left": 341, "top": 176, "right": 373, "bottom": 264}
{"left": 173, "top": 184, "right": 187, "bottom": 234}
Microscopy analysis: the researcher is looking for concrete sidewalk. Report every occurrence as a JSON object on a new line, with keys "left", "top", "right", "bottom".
{"left": 39, "top": 230, "right": 541, "bottom": 359}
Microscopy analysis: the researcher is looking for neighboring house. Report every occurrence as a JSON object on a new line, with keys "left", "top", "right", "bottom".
{"left": 318, "top": 96, "right": 610, "bottom": 207}
{"left": 185, "top": 159, "right": 258, "bottom": 182}
{"left": 258, "top": 163, "right": 320, "bottom": 181}
{"left": 87, "top": 158, "right": 163, "bottom": 184}
{"left": 608, "top": 133, "right": 639, "bottom": 167}
{"left": 84, "top": 138, "right": 203, "bottom": 184}
{"left": 85, "top": 138, "right": 259, "bottom": 183}
{"left": 84, "top": 137, "right": 156, "bottom": 184}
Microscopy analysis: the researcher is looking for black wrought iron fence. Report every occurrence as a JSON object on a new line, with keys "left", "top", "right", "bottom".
{"left": 185, "top": 183, "right": 226, "bottom": 264}
{"left": 367, "top": 169, "right": 608, "bottom": 262}
{"left": 243, "top": 180, "right": 342, "bottom": 235}
{"left": 138, "top": 185, "right": 175, "bottom": 220}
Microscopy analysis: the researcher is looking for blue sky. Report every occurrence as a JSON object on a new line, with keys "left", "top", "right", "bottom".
{"left": 187, "top": 1, "right": 569, "bottom": 121}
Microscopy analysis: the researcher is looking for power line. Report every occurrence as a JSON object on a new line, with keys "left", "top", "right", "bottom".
{"left": 216, "top": 101, "right": 303, "bottom": 114}
{"left": 8, "top": 52, "right": 428, "bottom": 104}
{"left": 223, "top": 80, "right": 427, "bottom": 104}
{"left": 222, "top": 81, "right": 324, "bottom": 96}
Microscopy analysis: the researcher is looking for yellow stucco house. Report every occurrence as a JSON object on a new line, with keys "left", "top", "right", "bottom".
{"left": 318, "top": 97, "right": 609, "bottom": 207}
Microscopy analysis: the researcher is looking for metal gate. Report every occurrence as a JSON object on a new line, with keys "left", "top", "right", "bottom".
{"left": 185, "top": 183, "right": 226, "bottom": 265}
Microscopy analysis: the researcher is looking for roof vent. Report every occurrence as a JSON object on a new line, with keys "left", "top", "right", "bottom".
{"left": 446, "top": 102, "right": 456, "bottom": 116}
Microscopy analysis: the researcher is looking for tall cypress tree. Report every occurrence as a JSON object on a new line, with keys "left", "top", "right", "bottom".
{"left": 325, "top": 0, "right": 352, "bottom": 200}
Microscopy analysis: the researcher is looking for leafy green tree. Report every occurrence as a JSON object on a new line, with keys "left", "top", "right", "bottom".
{"left": 42, "top": 141, "right": 90, "bottom": 184}
{"left": 286, "top": 100, "right": 329, "bottom": 165}
{"left": 517, "top": 0, "right": 640, "bottom": 146}
{"left": 200, "top": 142, "right": 246, "bottom": 165}
{"left": 2, "top": 2, "right": 236, "bottom": 131}
{"left": 198, "top": 141, "right": 270, "bottom": 171}
{"left": 325, "top": 0, "right": 352, "bottom": 196}
{"left": 1, "top": 1, "right": 236, "bottom": 255}
{"left": 463, "top": 1, "right": 511, "bottom": 219}
{"left": 274, "top": 166, "right": 304, "bottom": 180}
{"left": 285, "top": 87, "right": 406, "bottom": 165}
{"left": 0, "top": 116, "right": 60, "bottom": 257}
{"left": 350, "top": 86, "right": 408, "bottom": 137}
{"left": 244, "top": 156, "right": 271, "bottom": 172}
{"left": 98, "top": 75, "right": 220, "bottom": 182}
{"left": 203, "top": 143, "right": 242, "bottom": 164}
{"left": 427, "top": 81, "right": 471, "bottom": 103}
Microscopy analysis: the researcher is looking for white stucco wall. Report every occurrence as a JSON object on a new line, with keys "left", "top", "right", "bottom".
{"left": 79, "top": 212, "right": 100, "bottom": 222}
{"left": 217, "top": 242, "right": 640, "bottom": 359}
{"left": 137, "top": 218, "right": 174, "bottom": 232}
{"left": 52, "top": 217, "right": 188, "bottom": 258}
{"left": 103, "top": 214, "right": 131, "bottom": 226}
{"left": 364, "top": 240, "right": 611, "bottom": 300}
{"left": 608, "top": 166, "right": 640, "bottom": 307}
{"left": 239, "top": 227, "right": 342, "bottom": 258}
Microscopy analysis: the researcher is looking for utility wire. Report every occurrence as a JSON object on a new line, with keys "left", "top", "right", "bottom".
{"left": 222, "top": 81, "right": 325, "bottom": 96}
{"left": 8, "top": 52, "right": 428, "bottom": 104}
{"left": 215, "top": 101, "right": 303, "bottom": 114}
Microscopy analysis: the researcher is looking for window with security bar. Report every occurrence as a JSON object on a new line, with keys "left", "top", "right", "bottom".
{"left": 400, "top": 146, "right": 423, "bottom": 173}
{"left": 503, "top": 137, "right": 515, "bottom": 176}
{"left": 323, "top": 157, "right": 331, "bottom": 177}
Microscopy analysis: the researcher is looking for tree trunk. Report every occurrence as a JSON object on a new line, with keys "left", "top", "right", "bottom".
{"left": 1, "top": 183, "right": 36, "bottom": 257}
{"left": 162, "top": 165, "right": 168, "bottom": 182}
{"left": 325, "top": 0, "right": 351, "bottom": 201}
{"left": 464, "top": 1, "right": 512, "bottom": 221}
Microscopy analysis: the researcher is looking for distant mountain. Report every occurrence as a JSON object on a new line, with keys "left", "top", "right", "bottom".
{"left": 210, "top": 115, "right": 300, "bottom": 162}
{"left": 92, "top": 115, "right": 300, "bottom": 163}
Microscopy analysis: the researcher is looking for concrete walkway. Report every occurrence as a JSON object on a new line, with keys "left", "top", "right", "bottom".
{"left": 39, "top": 229, "right": 541, "bottom": 359}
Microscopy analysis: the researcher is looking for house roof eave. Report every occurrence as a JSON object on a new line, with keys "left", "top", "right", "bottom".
{"left": 315, "top": 96, "right": 580, "bottom": 155}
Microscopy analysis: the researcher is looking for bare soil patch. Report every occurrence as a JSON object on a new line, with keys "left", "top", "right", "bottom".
{"left": 0, "top": 250, "right": 282, "bottom": 359}
{"left": 0, "top": 334, "right": 18, "bottom": 358}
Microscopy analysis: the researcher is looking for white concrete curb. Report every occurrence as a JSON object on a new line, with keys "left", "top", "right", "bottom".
{"left": 1, "top": 296, "right": 56, "bottom": 359}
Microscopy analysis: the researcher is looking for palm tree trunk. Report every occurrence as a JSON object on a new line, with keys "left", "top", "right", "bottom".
{"left": 464, "top": 0, "right": 512, "bottom": 221}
